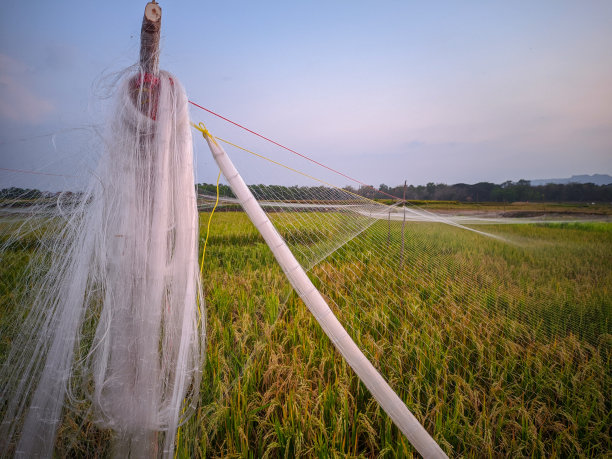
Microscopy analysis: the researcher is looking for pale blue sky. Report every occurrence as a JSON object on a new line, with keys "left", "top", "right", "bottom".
{"left": 1, "top": 1, "right": 611, "bottom": 190}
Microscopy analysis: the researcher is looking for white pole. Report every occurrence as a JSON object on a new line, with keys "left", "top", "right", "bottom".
{"left": 201, "top": 131, "right": 447, "bottom": 458}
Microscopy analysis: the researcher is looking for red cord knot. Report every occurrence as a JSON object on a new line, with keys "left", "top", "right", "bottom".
{"left": 129, "top": 72, "right": 174, "bottom": 120}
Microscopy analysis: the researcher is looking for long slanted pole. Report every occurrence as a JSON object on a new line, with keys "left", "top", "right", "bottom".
{"left": 201, "top": 132, "right": 447, "bottom": 459}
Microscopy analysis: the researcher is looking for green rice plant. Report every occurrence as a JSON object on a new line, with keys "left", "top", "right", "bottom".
{"left": 183, "top": 214, "right": 610, "bottom": 457}
{"left": 1, "top": 213, "right": 610, "bottom": 457}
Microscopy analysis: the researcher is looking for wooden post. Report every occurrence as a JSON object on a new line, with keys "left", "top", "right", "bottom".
{"left": 140, "top": 1, "right": 162, "bottom": 75}
{"left": 131, "top": 1, "right": 163, "bottom": 119}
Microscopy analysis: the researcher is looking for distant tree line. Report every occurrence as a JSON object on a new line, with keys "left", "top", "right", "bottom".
{"left": 196, "top": 180, "right": 612, "bottom": 203}
{"left": 4, "top": 180, "right": 611, "bottom": 205}
{"left": 0, "top": 187, "right": 45, "bottom": 200}
{"left": 197, "top": 183, "right": 356, "bottom": 201}
{"left": 197, "top": 183, "right": 235, "bottom": 198}
{"left": 363, "top": 180, "right": 612, "bottom": 202}
{"left": 0, "top": 188, "right": 84, "bottom": 208}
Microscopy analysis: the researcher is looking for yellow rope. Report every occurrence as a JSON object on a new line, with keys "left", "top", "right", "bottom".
{"left": 174, "top": 422, "right": 181, "bottom": 459}
{"left": 191, "top": 121, "right": 219, "bottom": 147}
{"left": 175, "top": 153, "right": 221, "bottom": 459}
{"left": 200, "top": 169, "right": 221, "bottom": 277}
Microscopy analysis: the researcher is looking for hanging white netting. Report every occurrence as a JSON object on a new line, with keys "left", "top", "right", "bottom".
{"left": 0, "top": 70, "right": 205, "bottom": 457}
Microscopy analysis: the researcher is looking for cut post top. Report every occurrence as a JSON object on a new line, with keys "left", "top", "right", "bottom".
{"left": 140, "top": 1, "right": 162, "bottom": 75}
{"left": 132, "top": 2, "right": 162, "bottom": 120}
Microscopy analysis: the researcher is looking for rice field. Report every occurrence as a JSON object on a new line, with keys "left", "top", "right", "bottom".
{"left": 176, "top": 212, "right": 611, "bottom": 457}
{"left": 1, "top": 211, "right": 610, "bottom": 457}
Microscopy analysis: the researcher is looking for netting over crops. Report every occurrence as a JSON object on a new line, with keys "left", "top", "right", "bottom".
{"left": 196, "top": 130, "right": 609, "bottom": 347}
{"left": 0, "top": 70, "right": 205, "bottom": 457}
{"left": 184, "top": 119, "right": 611, "bottom": 456}
{"left": 0, "top": 89, "right": 610, "bottom": 456}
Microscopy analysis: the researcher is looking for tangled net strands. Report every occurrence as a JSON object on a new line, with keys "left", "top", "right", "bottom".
{"left": 0, "top": 70, "right": 205, "bottom": 457}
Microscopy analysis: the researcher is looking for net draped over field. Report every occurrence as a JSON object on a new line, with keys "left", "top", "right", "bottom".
{"left": 0, "top": 100, "right": 610, "bottom": 456}
{"left": 185, "top": 127, "right": 611, "bottom": 457}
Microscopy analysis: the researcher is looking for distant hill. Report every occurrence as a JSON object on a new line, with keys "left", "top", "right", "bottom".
{"left": 530, "top": 174, "right": 612, "bottom": 186}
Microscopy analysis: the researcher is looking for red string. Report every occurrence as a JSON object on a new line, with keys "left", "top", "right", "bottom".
{"left": 188, "top": 100, "right": 401, "bottom": 202}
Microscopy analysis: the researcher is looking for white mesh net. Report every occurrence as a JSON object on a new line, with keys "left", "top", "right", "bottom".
{"left": 0, "top": 70, "right": 205, "bottom": 457}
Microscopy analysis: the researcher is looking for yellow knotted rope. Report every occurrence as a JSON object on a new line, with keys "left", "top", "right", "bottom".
{"left": 191, "top": 121, "right": 219, "bottom": 147}
{"left": 191, "top": 121, "right": 222, "bottom": 275}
